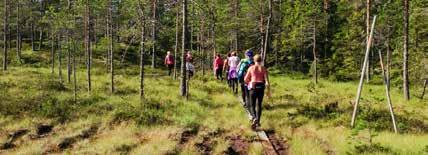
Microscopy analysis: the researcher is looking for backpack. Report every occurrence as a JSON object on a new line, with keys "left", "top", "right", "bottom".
{"left": 237, "top": 59, "right": 254, "bottom": 82}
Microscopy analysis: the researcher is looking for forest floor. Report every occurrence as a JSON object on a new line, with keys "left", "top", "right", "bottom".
{"left": 0, "top": 52, "right": 427, "bottom": 154}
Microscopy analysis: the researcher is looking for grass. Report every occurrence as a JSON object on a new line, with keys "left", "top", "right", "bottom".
{"left": 0, "top": 48, "right": 427, "bottom": 154}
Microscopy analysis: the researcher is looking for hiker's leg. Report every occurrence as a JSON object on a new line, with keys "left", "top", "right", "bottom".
{"left": 255, "top": 87, "right": 265, "bottom": 124}
{"left": 249, "top": 89, "right": 257, "bottom": 120}
{"left": 240, "top": 83, "right": 246, "bottom": 102}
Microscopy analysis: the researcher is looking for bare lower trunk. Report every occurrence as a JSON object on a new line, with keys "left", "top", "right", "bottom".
{"left": 151, "top": 0, "right": 157, "bottom": 68}
{"left": 16, "top": 0, "right": 22, "bottom": 63}
{"left": 58, "top": 35, "right": 63, "bottom": 83}
{"left": 38, "top": 28, "right": 43, "bottom": 50}
{"left": 262, "top": 0, "right": 272, "bottom": 65}
{"left": 180, "top": 0, "right": 188, "bottom": 97}
{"left": 138, "top": 1, "right": 145, "bottom": 99}
{"left": 174, "top": 3, "right": 180, "bottom": 80}
{"left": 85, "top": 0, "right": 91, "bottom": 92}
{"left": 365, "top": 0, "right": 371, "bottom": 82}
{"left": 403, "top": 0, "right": 410, "bottom": 100}
{"left": 73, "top": 44, "right": 77, "bottom": 103}
{"left": 312, "top": 21, "right": 318, "bottom": 84}
{"left": 109, "top": 0, "right": 114, "bottom": 93}
{"left": 3, "top": 0, "right": 8, "bottom": 70}
{"left": 51, "top": 31, "right": 55, "bottom": 74}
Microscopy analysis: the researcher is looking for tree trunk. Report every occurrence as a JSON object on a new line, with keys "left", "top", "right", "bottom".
{"left": 313, "top": 21, "right": 318, "bottom": 84}
{"left": 51, "top": 30, "right": 55, "bottom": 74}
{"left": 366, "top": 0, "right": 370, "bottom": 82}
{"left": 422, "top": 79, "right": 427, "bottom": 99}
{"left": 16, "top": 0, "right": 22, "bottom": 63}
{"left": 233, "top": 0, "right": 239, "bottom": 51}
{"left": 403, "top": 0, "right": 410, "bottom": 100}
{"left": 73, "top": 42, "right": 77, "bottom": 103}
{"left": 85, "top": 0, "right": 91, "bottom": 92}
{"left": 262, "top": 0, "right": 272, "bottom": 65}
{"left": 259, "top": 0, "right": 265, "bottom": 56}
{"left": 386, "top": 29, "right": 391, "bottom": 90}
{"left": 58, "top": 35, "right": 63, "bottom": 83}
{"left": 138, "top": 0, "right": 145, "bottom": 99}
{"left": 151, "top": 0, "right": 157, "bottom": 68}
{"left": 3, "top": 0, "right": 8, "bottom": 71}
{"left": 31, "top": 23, "right": 35, "bottom": 51}
{"left": 174, "top": 1, "right": 180, "bottom": 80}
{"left": 180, "top": 0, "right": 188, "bottom": 97}
{"left": 67, "top": 1, "right": 72, "bottom": 83}
{"left": 109, "top": 0, "right": 114, "bottom": 93}
{"left": 38, "top": 29, "right": 43, "bottom": 50}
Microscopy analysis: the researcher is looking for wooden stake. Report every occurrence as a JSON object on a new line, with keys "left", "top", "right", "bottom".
{"left": 351, "top": 15, "right": 377, "bottom": 127}
{"left": 378, "top": 51, "right": 398, "bottom": 133}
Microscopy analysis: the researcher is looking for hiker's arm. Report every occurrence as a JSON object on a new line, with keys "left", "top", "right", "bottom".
{"left": 244, "top": 68, "right": 251, "bottom": 84}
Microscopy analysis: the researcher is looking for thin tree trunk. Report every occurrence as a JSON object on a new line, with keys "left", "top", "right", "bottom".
{"left": 262, "top": 0, "right": 272, "bottom": 65}
{"left": 180, "top": 0, "right": 188, "bottom": 97}
{"left": 51, "top": 30, "right": 55, "bottom": 74}
{"left": 403, "top": 0, "right": 410, "bottom": 100}
{"left": 58, "top": 35, "right": 63, "bottom": 83}
{"left": 73, "top": 42, "right": 77, "bottom": 103}
{"left": 259, "top": 0, "right": 265, "bottom": 57}
{"left": 378, "top": 51, "right": 398, "bottom": 133}
{"left": 233, "top": 0, "right": 239, "bottom": 51}
{"left": 312, "top": 21, "right": 318, "bottom": 84}
{"left": 3, "top": 0, "right": 8, "bottom": 71}
{"left": 31, "top": 23, "right": 35, "bottom": 51}
{"left": 138, "top": 0, "right": 145, "bottom": 99}
{"left": 67, "top": 1, "right": 72, "bottom": 83}
{"left": 386, "top": 32, "right": 391, "bottom": 90}
{"left": 422, "top": 79, "right": 427, "bottom": 99}
{"left": 174, "top": 1, "right": 180, "bottom": 80}
{"left": 38, "top": 28, "right": 43, "bottom": 50}
{"left": 109, "top": 0, "right": 114, "bottom": 93}
{"left": 16, "top": 0, "right": 22, "bottom": 63}
{"left": 119, "top": 35, "right": 136, "bottom": 65}
{"left": 85, "top": 0, "right": 91, "bottom": 92}
{"left": 366, "top": 0, "right": 371, "bottom": 82}
{"left": 151, "top": 0, "right": 157, "bottom": 68}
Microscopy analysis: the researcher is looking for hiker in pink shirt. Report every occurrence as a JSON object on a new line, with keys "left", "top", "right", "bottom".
{"left": 244, "top": 54, "right": 270, "bottom": 129}
{"left": 164, "top": 51, "right": 174, "bottom": 76}
{"left": 213, "top": 54, "right": 224, "bottom": 80}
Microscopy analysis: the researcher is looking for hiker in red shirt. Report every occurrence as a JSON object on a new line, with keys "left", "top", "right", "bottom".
{"left": 213, "top": 54, "right": 224, "bottom": 80}
{"left": 244, "top": 54, "right": 270, "bottom": 129}
{"left": 164, "top": 51, "right": 174, "bottom": 76}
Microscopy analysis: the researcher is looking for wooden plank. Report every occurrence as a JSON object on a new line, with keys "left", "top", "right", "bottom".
{"left": 256, "top": 130, "right": 279, "bottom": 155}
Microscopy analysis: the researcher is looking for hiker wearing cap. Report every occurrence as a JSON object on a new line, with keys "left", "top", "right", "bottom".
{"left": 228, "top": 51, "right": 240, "bottom": 93}
{"left": 244, "top": 54, "right": 270, "bottom": 129}
{"left": 237, "top": 50, "right": 255, "bottom": 118}
{"left": 213, "top": 54, "right": 224, "bottom": 80}
{"left": 164, "top": 51, "right": 175, "bottom": 76}
{"left": 223, "top": 52, "right": 232, "bottom": 87}
{"left": 186, "top": 51, "right": 194, "bottom": 78}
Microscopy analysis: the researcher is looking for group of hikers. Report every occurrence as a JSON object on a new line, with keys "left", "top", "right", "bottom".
{"left": 164, "top": 49, "right": 270, "bottom": 129}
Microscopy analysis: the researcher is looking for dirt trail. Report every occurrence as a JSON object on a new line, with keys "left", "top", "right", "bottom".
{"left": 166, "top": 127, "right": 199, "bottom": 155}
{"left": 195, "top": 129, "right": 224, "bottom": 154}
{"left": 225, "top": 135, "right": 250, "bottom": 155}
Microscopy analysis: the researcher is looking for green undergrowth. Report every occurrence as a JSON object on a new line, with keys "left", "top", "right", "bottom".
{"left": 0, "top": 63, "right": 427, "bottom": 154}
